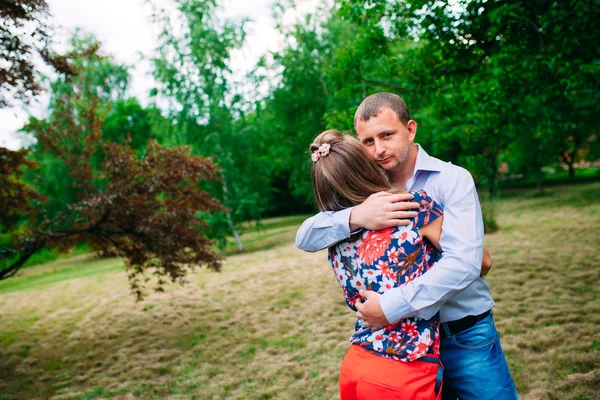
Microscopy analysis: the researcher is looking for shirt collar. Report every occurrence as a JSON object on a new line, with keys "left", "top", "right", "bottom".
{"left": 413, "top": 144, "right": 442, "bottom": 173}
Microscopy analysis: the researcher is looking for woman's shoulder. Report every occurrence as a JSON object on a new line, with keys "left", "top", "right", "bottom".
{"left": 408, "top": 189, "right": 433, "bottom": 205}
{"left": 408, "top": 190, "right": 444, "bottom": 224}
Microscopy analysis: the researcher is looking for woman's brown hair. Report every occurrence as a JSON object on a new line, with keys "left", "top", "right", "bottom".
{"left": 310, "top": 130, "right": 391, "bottom": 212}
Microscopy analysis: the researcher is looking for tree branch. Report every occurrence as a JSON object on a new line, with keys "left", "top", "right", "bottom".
{"left": 0, "top": 210, "right": 112, "bottom": 280}
{"left": 520, "top": 15, "right": 545, "bottom": 51}
{"left": 0, "top": 239, "right": 46, "bottom": 280}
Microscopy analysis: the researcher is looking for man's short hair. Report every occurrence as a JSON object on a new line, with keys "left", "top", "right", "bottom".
{"left": 354, "top": 92, "right": 411, "bottom": 130}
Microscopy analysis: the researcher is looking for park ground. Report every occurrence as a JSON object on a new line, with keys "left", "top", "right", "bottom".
{"left": 0, "top": 183, "right": 599, "bottom": 400}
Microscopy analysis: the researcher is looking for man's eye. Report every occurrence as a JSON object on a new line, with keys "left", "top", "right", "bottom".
{"left": 384, "top": 133, "right": 393, "bottom": 138}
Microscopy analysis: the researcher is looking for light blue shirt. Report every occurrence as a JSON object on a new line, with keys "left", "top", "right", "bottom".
{"left": 296, "top": 145, "right": 495, "bottom": 323}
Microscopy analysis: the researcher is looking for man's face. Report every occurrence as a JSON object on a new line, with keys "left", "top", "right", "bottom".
{"left": 355, "top": 107, "right": 416, "bottom": 172}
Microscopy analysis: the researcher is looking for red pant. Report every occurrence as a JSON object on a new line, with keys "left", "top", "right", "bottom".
{"left": 339, "top": 345, "right": 442, "bottom": 400}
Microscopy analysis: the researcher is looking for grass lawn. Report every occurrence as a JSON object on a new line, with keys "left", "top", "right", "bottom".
{"left": 0, "top": 183, "right": 599, "bottom": 400}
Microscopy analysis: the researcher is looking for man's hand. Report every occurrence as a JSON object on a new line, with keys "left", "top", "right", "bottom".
{"left": 481, "top": 248, "right": 492, "bottom": 277}
{"left": 356, "top": 290, "right": 390, "bottom": 330}
{"left": 349, "top": 192, "right": 420, "bottom": 231}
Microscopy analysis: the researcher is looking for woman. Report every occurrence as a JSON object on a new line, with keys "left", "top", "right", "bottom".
{"left": 310, "top": 129, "right": 445, "bottom": 400}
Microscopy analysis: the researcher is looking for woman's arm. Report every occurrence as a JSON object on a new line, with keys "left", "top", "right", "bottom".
{"left": 419, "top": 216, "right": 492, "bottom": 277}
{"left": 481, "top": 248, "right": 492, "bottom": 277}
{"left": 418, "top": 215, "right": 443, "bottom": 251}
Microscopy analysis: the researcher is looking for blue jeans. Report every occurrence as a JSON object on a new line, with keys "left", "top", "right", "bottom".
{"left": 439, "top": 312, "right": 518, "bottom": 400}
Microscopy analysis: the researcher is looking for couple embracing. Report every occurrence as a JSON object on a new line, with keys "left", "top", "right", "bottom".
{"left": 296, "top": 93, "right": 518, "bottom": 400}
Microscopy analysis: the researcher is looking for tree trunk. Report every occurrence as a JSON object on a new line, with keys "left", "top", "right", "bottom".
{"left": 533, "top": 169, "right": 545, "bottom": 195}
{"left": 0, "top": 241, "right": 45, "bottom": 280}
{"left": 0, "top": 251, "right": 34, "bottom": 280}
{"left": 567, "top": 162, "right": 575, "bottom": 178}
{"left": 0, "top": 211, "right": 112, "bottom": 280}
{"left": 559, "top": 148, "right": 577, "bottom": 179}
{"left": 226, "top": 213, "right": 244, "bottom": 253}
{"left": 221, "top": 177, "right": 244, "bottom": 253}
{"left": 486, "top": 152, "right": 499, "bottom": 199}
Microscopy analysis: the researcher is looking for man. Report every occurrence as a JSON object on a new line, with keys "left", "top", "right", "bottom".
{"left": 296, "top": 93, "right": 517, "bottom": 399}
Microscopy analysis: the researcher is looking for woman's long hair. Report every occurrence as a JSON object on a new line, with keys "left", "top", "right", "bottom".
{"left": 310, "top": 130, "right": 391, "bottom": 212}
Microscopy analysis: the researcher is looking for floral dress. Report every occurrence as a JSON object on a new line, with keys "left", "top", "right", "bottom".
{"left": 328, "top": 190, "right": 444, "bottom": 362}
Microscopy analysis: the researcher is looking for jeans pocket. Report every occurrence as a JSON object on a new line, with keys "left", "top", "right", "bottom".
{"left": 450, "top": 320, "right": 499, "bottom": 350}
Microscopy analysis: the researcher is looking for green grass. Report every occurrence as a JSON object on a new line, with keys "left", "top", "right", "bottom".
{"left": 0, "top": 243, "right": 90, "bottom": 272}
{"left": 0, "top": 256, "right": 124, "bottom": 295}
{"left": 242, "top": 214, "right": 313, "bottom": 234}
{"left": 0, "top": 184, "right": 598, "bottom": 400}
{"left": 220, "top": 214, "right": 312, "bottom": 256}
{"left": 500, "top": 167, "right": 600, "bottom": 190}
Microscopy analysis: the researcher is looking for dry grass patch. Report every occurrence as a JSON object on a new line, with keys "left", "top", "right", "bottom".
{"left": 0, "top": 183, "right": 598, "bottom": 399}
{"left": 487, "top": 183, "right": 600, "bottom": 399}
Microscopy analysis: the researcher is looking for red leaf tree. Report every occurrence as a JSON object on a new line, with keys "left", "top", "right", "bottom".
{"left": 1, "top": 135, "right": 223, "bottom": 299}
{"left": 1, "top": 49, "right": 224, "bottom": 300}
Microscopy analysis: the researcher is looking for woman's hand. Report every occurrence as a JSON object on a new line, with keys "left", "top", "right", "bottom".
{"left": 420, "top": 217, "right": 492, "bottom": 277}
{"left": 481, "top": 248, "right": 492, "bottom": 277}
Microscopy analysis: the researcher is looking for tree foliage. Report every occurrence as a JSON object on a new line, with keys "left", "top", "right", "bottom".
{"left": 0, "top": 0, "right": 80, "bottom": 107}
{"left": 336, "top": 0, "right": 599, "bottom": 187}
{"left": 2, "top": 0, "right": 599, "bottom": 280}
{"left": 0, "top": 0, "right": 51, "bottom": 107}
{"left": 0, "top": 148, "right": 44, "bottom": 230}
{"left": 151, "top": 0, "right": 275, "bottom": 251}
{"left": 1, "top": 35, "right": 223, "bottom": 299}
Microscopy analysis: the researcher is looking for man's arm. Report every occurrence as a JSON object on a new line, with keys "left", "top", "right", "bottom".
{"left": 296, "top": 192, "right": 420, "bottom": 252}
{"left": 358, "top": 168, "right": 484, "bottom": 326}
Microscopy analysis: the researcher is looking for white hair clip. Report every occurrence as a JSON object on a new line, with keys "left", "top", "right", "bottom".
{"left": 311, "top": 143, "right": 331, "bottom": 162}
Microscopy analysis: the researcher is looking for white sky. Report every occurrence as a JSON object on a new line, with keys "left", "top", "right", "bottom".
{"left": 0, "top": 0, "right": 320, "bottom": 150}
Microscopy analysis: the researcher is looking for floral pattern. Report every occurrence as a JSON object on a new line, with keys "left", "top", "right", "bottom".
{"left": 328, "top": 190, "right": 444, "bottom": 362}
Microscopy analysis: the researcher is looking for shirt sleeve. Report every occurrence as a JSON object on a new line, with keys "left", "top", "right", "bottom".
{"left": 295, "top": 208, "right": 355, "bottom": 252}
{"left": 379, "top": 168, "right": 484, "bottom": 323}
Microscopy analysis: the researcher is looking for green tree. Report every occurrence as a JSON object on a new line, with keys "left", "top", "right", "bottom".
{"left": 151, "top": 0, "right": 277, "bottom": 252}
{"left": 102, "top": 97, "right": 175, "bottom": 151}
{"left": 335, "top": 0, "right": 599, "bottom": 227}
{"left": 255, "top": 10, "right": 330, "bottom": 203}
{"left": 22, "top": 31, "right": 129, "bottom": 219}
{"left": 1, "top": 39, "right": 224, "bottom": 298}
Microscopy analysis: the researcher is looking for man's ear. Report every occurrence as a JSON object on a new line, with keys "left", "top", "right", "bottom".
{"left": 407, "top": 120, "right": 417, "bottom": 142}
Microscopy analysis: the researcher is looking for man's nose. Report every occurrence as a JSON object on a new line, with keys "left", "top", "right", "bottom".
{"left": 374, "top": 141, "right": 386, "bottom": 157}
